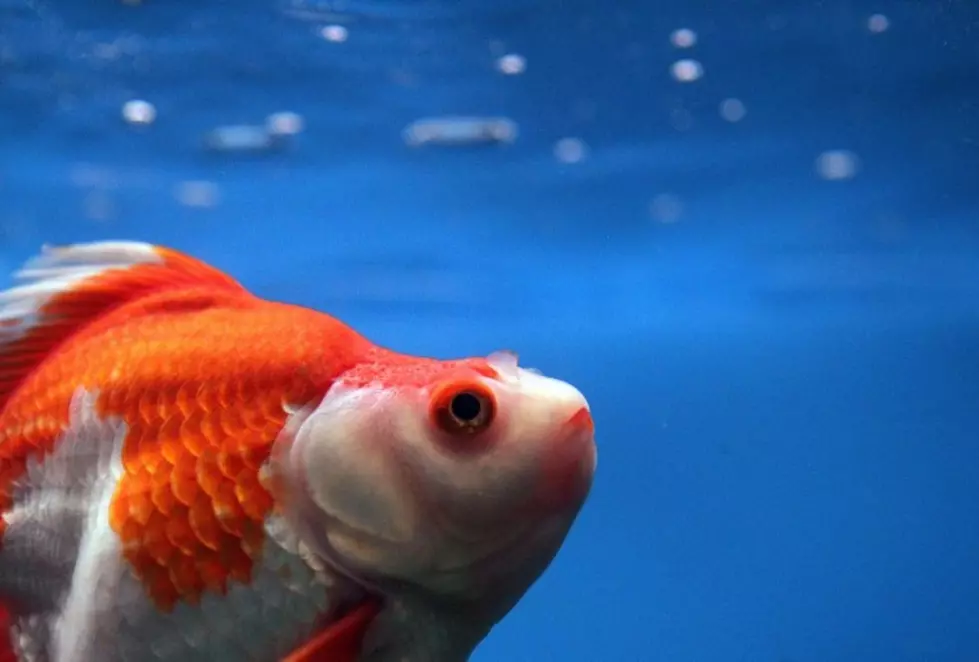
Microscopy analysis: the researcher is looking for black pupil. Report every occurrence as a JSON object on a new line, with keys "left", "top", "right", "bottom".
{"left": 450, "top": 392, "right": 482, "bottom": 423}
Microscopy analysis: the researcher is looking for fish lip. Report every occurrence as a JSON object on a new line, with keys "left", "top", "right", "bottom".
{"left": 532, "top": 407, "right": 596, "bottom": 512}
{"left": 565, "top": 405, "right": 594, "bottom": 435}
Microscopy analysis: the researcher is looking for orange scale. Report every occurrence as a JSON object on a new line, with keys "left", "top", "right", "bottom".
{"left": 128, "top": 486, "right": 156, "bottom": 526}
{"left": 174, "top": 382, "right": 198, "bottom": 418}
{"left": 98, "top": 388, "right": 125, "bottom": 415}
{"left": 119, "top": 429, "right": 146, "bottom": 474}
{"left": 164, "top": 506, "right": 199, "bottom": 556}
{"left": 235, "top": 475, "right": 273, "bottom": 522}
{"left": 239, "top": 405, "right": 268, "bottom": 434}
{"left": 262, "top": 418, "right": 288, "bottom": 441}
{"left": 122, "top": 388, "right": 150, "bottom": 417}
{"left": 142, "top": 514, "right": 177, "bottom": 566}
{"left": 196, "top": 549, "right": 229, "bottom": 594}
{"left": 221, "top": 541, "right": 253, "bottom": 585}
{"left": 199, "top": 412, "right": 221, "bottom": 447}
{"left": 150, "top": 463, "right": 173, "bottom": 488}
{"left": 230, "top": 381, "right": 254, "bottom": 405}
{"left": 136, "top": 390, "right": 162, "bottom": 426}
{"left": 168, "top": 552, "right": 205, "bottom": 605}
{"left": 263, "top": 395, "right": 290, "bottom": 421}
{"left": 232, "top": 376, "right": 255, "bottom": 399}
{"left": 119, "top": 514, "right": 143, "bottom": 544}
{"left": 194, "top": 382, "right": 216, "bottom": 414}
{"left": 216, "top": 382, "right": 233, "bottom": 410}
{"left": 108, "top": 491, "right": 130, "bottom": 532}
{"left": 141, "top": 561, "right": 180, "bottom": 612}
{"left": 216, "top": 449, "right": 246, "bottom": 480}
{"left": 16, "top": 420, "right": 36, "bottom": 440}
{"left": 217, "top": 408, "right": 248, "bottom": 439}
{"left": 212, "top": 481, "right": 247, "bottom": 536}
{"left": 155, "top": 390, "right": 176, "bottom": 422}
{"left": 179, "top": 410, "right": 208, "bottom": 457}
{"left": 238, "top": 442, "right": 272, "bottom": 472}
{"left": 170, "top": 461, "right": 201, "bottom": 507}
{"left": 188, "top": 494, "right": 223, "bottom": 552}
{"left": 157, "top": 415, "right": 184, "bottom": 461}
{"left": 195, "top": 449, "right": 224, "bottom": 498}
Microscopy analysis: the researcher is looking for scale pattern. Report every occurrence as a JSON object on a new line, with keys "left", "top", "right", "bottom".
{"left": 1, "top": 296, "right": 366, "bottom": 612}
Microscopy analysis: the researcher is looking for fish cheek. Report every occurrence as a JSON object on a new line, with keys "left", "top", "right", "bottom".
{"left": 297, "top": 412, "right": 418, "bottom": 548}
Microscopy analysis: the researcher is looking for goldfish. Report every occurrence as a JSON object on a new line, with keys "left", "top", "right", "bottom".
{"left": 0, "top": 241, "right": 597, "bottom": 662}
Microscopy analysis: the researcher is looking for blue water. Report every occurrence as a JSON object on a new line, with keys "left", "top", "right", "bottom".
{"left": 2, "top": 1, "right": 979, "bottom": 661}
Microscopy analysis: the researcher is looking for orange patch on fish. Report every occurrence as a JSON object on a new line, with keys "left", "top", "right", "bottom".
{"left": 0, "top": 283, "right": 367, "bottom": 611}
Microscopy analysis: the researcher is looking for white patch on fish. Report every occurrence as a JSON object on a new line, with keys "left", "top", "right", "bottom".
{"left": 0, "top": 389, "right": 360, "bottom": 662}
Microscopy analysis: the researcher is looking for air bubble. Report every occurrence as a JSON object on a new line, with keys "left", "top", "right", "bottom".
{"left": 868, "top": 14, "right": 890, "bottom": 33}
{"left": 670, "top": 29, "right": 697, "bottom": 48}
{"left": 267, "top": 111, "right": 305, "bottom": 136}
{"left": 121, "top": 99, "right": 155, "bottom": 125}
{"left": 320, "top": 25, "right": 348, "bottom": 42}
{"left": 720, "top": 98, "right": 747, "bottom": 122}
{"left": 403, "top": 116, "right": 518, "bottom": 147}
{"left": 671, "top": 59, "right": 703, "bottom": 82}
{"left": 496, "top": 53, "right": 526, "bottom": 75}
{"left": 203, "top": 124, "right": 282, "bottom": 154}
{"left": 554, "top": 138, "right": 587, "bottom": 164}
{"left": 815, "top": 150, "right": 860, "bottom": 180}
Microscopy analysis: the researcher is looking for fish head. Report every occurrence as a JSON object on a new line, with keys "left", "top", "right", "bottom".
{"left": 272, "top": 348, "right": 596, "bottom": 631}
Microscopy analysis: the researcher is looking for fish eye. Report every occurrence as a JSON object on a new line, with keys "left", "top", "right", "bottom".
{"left": 450, "top": 391, "right": 483, "bottom": 423}
{"left": 431, "top": 383, "right": 495, "bottom": 437}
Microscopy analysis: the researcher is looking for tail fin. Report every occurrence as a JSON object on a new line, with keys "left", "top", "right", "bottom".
{"left": 0, "top": 241, "right": 247, "bottom": 413}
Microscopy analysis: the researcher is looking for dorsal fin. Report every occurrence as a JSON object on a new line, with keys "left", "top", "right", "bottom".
{"left": 0, "top": 241, "right": 247, "bottom": 413}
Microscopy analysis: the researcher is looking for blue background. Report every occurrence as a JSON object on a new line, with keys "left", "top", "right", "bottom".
{"left": 2, "top": 1, "right": 979, "bottom": 660}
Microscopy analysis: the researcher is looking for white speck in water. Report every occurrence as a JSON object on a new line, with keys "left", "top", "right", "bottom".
{"left": 175, "top": 181, "right": 220, "bottom": 208}
{"left": 868, "top": 14, "right": 890, "bottom": 33}
{"left": 720, "top": 98, "right": 747, "bottom": 122}
{"left": 203, "top": 124, "right": 280, "bottom": 153}
{"left": 121, "top": 99, "right": 155, "bottom": 125}
{"left": 496, "top": 53, "right": 526, "bottom": 75}
{"left": 403, "top": 116, "right": 518, "bottom": 147}
{"left": 671, "top": 59, "right": 703, "bottom": 82}
{"left": 320, "top": 25, "right": 348, "bottom": 42}
{"left": 815, "top": 150, "right": 860, "bottom": 180}
{"left": 649, "top": 194, "right": 683, "bottom": 224}
{"left": 267, "top": 111, "right": 304, "bottom": 136}
{"left": 670, "top": 28, "right": 697, "bottom": 48}
{"left": 554, "top": 137, "right": 587, "bottom": 164}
